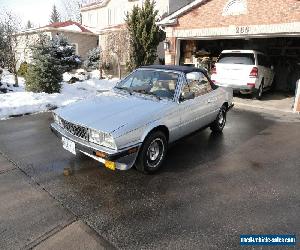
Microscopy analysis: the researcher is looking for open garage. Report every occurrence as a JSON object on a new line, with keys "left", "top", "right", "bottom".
{"left": 177, "top": 37, "right": 300, "bottom": 93}
{"left": 159, "top": 0, "right": 300, "bottom": 111}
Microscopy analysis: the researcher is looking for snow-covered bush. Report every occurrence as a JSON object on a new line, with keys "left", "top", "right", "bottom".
{"left": 52, "top": 34, "right": 82, "bottom": 72}
{"left": 25, "top": 34, "right": 83, "bottom": 93}
{"left": 25, "top": 35, "right": 62, "bottom": 93}
{"left": 84, "top": 47, "right": 101, "bottom": 71}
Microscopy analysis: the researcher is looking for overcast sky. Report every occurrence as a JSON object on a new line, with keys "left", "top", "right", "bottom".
{"left": 0, "top": 0, "right": 71, "bottom": 28}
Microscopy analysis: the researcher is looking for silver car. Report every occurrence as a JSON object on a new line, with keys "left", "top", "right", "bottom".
{"left": 50, "top": 65, "right": 233, "bottom": 173}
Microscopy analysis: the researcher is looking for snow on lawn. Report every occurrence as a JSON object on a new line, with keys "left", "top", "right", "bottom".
{"left": 0, "top": 71, "right": 118, "bottom": 120}
{"left": 0, "top": 70, "right": 25, "bottom": 93}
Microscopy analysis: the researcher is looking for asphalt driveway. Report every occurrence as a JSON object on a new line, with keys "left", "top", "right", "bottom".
{"left": 0, "top": 109, "right": 299, "bottom": 249}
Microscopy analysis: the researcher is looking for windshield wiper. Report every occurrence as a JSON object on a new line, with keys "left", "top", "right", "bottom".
{"left": 144, "top": 92, "right": 162, "bottom": 100}
{"left": 132, "top": 90, "right": 161, "bottom": 100}
{"left": 114, "top": 86, "right": 132, "bottom": 95}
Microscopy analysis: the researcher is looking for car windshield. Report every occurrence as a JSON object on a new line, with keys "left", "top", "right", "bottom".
{"left": 115, "top": 69, "right": 179, "bottom": 100}
{"left": 217, "top": 53, "right": 255, "bottom": 65}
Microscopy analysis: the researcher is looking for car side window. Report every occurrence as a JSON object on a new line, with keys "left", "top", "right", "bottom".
{"left": 183, "top": 72, "right": 212, "bottom": 98}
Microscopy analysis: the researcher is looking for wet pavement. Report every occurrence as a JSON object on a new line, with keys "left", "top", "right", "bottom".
{"left": 234, "top": 91, "right": 295, "bottom": 113}
{"left": 0, "top": 109, "right": 299, "bottom": 249}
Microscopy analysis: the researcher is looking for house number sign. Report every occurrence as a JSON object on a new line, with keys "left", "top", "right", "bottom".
{"left": 236, "top": 26, "right": 250, "bottom": 34}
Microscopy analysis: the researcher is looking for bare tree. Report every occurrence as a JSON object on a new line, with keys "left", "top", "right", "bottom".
{"left": 26, "top": 20, "right": 33, "bottom": 29}
{"left": 59, "top": 0, "right": 81, "bottom": 22}
{"left": 0, "top": 11, "right": 21, "bottom": 86}
{"left": 103, "top": 28, "right": 130, "bottom": 79}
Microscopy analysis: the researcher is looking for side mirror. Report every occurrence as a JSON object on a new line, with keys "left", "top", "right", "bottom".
{"left": 180, "top": 92, "right": 195, "bottom": 102}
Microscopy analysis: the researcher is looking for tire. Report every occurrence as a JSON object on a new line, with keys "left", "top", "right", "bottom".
{"left": 255, "top": 80, "right": 264, "bottom": 100}
{"left": 210, "top": 106, "right": 227, "bottom": 133}
{"left": 135, "top": 131, "right": 167, "bottom": 174}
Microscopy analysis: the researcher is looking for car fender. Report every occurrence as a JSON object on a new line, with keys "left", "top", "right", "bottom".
{"left": 141, "top": 120, "right": 169, "bottom": 143}
{"left": 113, "top": 120, "right": 166, "bottom": 149}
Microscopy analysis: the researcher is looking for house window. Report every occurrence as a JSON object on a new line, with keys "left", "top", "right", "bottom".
{"left": 71, "top": 43, "right": 79, "bottom": 55}
{"left": 223, "top": 0, "right": 247, "bottom": 16}
{"left": 108, "top": 9, "right": 112, "bottom": 25}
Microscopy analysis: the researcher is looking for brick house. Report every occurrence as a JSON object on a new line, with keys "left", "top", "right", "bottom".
{"left": 158, "top": 0, "right": 300, "bottom": 98}
{"left": 15, "top": 21, "right": 98, "bottom": 68}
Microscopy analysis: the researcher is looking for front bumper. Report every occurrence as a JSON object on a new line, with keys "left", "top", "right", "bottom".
{"left": 50, "top": 123, "right": 141, "bottom": 171}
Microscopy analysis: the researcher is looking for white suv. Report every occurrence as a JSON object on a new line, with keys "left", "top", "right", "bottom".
{"left": 211, "top": 50, "right": 274, "bottom": 99}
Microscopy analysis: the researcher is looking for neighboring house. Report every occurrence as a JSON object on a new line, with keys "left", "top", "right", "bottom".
{"left": 80, "top": 0, "right": 194, "bottom": 61}
{"left": 15, "top": 21, "right": 98, "bottom": 69}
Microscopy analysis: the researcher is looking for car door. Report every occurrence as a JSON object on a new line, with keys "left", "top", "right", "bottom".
{"left": 178, "top": 72, "right": 217, "bottom": 137}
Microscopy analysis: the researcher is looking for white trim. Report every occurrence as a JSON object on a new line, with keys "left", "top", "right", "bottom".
{"left": 171, "top": 22, "right": 300, "bottom": 39}
{"left": 222, "top": 0, "right": 248, "bottom": 16}
{"left": 16, "top": 28, "right": 97, "bottom": 36}
{"left": 81, "top": 0, "right": 111, "bottom": 12}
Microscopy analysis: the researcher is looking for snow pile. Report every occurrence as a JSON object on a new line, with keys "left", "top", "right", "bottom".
{"left": 0, "top": 71, "right": 119, "bottom": 120}
{"left": 63, "top": 69, "right": 89, "bottom": 82}
{"left": 0, "top": 70, "right": 25, "bottom": 93}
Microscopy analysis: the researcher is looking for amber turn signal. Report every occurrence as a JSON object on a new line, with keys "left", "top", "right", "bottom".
{"left": 95, "top": 151, "right": 107, "bottom": 158}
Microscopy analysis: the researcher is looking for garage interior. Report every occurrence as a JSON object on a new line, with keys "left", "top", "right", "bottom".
{"left": 178, "top": 37, "right": 300, "bottom": 110}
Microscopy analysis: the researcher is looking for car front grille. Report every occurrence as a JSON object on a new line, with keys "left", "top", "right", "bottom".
{"left": 61, "top": 119, "right": 89, "bottom": 141}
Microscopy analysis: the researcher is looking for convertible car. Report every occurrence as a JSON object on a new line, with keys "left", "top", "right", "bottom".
{"left": 50, "top": 65, "right": 233, "bottom": 173}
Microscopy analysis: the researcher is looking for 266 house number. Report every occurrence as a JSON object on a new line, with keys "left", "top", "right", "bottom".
{"left": 236, "top": 26, "right": 250, "bottom": 34}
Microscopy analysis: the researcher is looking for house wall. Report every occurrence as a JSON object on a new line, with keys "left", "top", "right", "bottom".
{"left": 81, "top": 0, "right": 144, "bottom": 29}
{"left": 175, "top": 0, "right": 300, "bottom": 30}
{"left": 81, "top": 0, "right": 194, "bottom": 75}
{"left": 15, "top": 32, "right": 52, "bottom": 68}
{"left": 51, "top": 31, "right": 98, "bottom": 60}
{"left": 15, "top": 31, "right": 98, "bottom": 69}
{"left": 81, "top": 0, "right": 193, "bottom": 30}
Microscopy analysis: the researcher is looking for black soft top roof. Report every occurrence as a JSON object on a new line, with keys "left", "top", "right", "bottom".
{"left": 140, "top": 65, "right": 207, "bottom": 74}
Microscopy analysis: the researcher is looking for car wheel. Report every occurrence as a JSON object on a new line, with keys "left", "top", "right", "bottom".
{"left": 255, "top": 81, "right": 264, "bottom": 100}
{"left": 135, "top": 131, "right": 167, "bottom": 174}
{"left": 210, "top": 106, "right": 227, "bottom": 133}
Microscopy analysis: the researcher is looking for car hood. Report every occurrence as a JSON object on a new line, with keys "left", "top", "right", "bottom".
{"left": 55, "top": 91, "right": 170, "bottom": 134}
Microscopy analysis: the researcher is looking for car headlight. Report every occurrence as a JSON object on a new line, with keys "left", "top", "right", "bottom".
{"left": 100, "top": 135, "right": 117, "bottom": 150}
{"left": 89, "top": 129, "right": 117, "bottom": 150}
{"left": 53, "top": 113, "right": 63, "bottom": 127}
